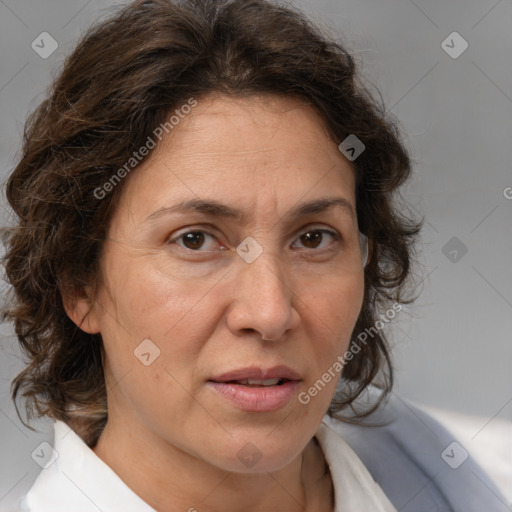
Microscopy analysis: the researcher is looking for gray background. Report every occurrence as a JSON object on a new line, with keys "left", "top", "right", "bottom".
{"left": 1, "top": 0, "right": 511, "bottom": 509}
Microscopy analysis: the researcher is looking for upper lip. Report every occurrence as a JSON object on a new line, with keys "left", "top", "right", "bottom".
{"left": 210, "top": 365, "right": 302, "bottom": 382}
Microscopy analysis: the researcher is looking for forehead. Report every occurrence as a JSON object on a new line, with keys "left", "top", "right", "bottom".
{"left": 114, "top": 93, "right": 357, "bottom": 227}
{"left": 152, "top": 92, "right": 344, "bottom": 168}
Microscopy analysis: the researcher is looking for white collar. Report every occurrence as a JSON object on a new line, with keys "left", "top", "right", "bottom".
{"left": 315, "top": 420, "right": 396, "bottom": 511}
{"left": 21, "top": 420, "right": 156, "bottom": 512}
{"left": 21, "top": 417, "right": 395, "bottom": 512}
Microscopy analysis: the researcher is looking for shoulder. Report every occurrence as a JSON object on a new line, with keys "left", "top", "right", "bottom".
{"left": 314, "top": 420, "right": 398, "bottom": 511}
{"left": 17, "top": 421, "right": 156, "bottom": 512}
{"left": 323, "top": 387, "right": 508, "bottom": 512}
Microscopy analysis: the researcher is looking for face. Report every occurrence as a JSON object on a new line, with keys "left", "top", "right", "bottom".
{"left": 76, "top": 93, "right": 365, "bottom": 473}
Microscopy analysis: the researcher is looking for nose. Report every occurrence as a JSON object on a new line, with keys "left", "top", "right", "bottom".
{"left": 225, "top": 250, "right": 300, "bottom": 342}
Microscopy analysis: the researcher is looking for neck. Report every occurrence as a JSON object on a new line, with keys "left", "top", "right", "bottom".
{"left": 92, "top": 415, "right": 332, "bottom": 512}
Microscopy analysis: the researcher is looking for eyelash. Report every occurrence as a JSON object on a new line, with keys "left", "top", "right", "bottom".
{"left": 167, "top": 227, "right": 341, "bottom": 254}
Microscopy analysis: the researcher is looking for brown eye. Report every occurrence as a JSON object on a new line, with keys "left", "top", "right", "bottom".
{"left": 293, "top": 229, "right": 339, "bottom": 251}
{"left": 181, "top": 232, "right": 206, "bottom": 250}
{"left": 170, "top": 231, "right": 219, "bottom": 251}
{"left": 300, "top": 231, "right": 323, "bottom": 248}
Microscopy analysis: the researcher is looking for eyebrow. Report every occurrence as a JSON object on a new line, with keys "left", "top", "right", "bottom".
{"left": 145, "top": 196, "right": 355, "bottom": 223}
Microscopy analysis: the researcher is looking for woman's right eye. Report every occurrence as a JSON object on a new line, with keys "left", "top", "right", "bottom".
{"left": 168, "top": 230, "right": 223, "bottom": 252}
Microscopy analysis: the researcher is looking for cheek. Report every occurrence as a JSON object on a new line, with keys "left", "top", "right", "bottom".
{"left": 300, "top": 273, "right": 364, "bottom": 393}
{"left": 95, "top": 265, "right": 221, "bottom": 426}
{"left": 306, "top": 271, "right": 364, "bottom": 341}
{"left": 103, "top": 253, "right": 213, "bottom": 324}
{"left": 97, "top": 258, "right": 222, "bottom": 379}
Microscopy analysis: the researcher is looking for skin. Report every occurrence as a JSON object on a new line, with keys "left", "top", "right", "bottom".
{"left": 65, "top": 92, "right": 365, "bottom": 512}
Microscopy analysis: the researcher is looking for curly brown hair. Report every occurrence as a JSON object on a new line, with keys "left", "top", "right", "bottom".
{"left": 2, "top": 0, "right": 422, "bottom": 447}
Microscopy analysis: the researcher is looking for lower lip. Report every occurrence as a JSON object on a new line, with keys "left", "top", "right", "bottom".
{"left": 207, "top": 380, "right": 300, "bottom": 412}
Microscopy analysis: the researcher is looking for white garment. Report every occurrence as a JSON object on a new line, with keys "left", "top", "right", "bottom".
{"left": 19, "top": 417, "right": 396, "bottom": 512}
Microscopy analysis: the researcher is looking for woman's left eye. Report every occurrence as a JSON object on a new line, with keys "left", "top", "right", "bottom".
{"left": 291, "top": 229, "right": 340, "bottom": 251}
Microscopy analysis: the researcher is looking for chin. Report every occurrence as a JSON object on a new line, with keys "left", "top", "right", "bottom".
{"left": 205, "top": 434, "right": 306, "bottom": 475}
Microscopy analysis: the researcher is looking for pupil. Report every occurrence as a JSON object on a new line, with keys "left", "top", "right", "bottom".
{"left": 183, "top": 232, "right": 205, "bottom": 250}
{"left": 302, "top": 231, "right": 321, "bottom": 248}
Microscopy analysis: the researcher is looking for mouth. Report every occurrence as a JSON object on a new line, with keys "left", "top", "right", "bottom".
{"left": 207, "top": 366, "right": 302, "bottom": 412}
{"left": 221, "top": 378, "right": 290, "bottom": 387}
{"left": 210, "top": 365, "right": 302, "bottom": 384}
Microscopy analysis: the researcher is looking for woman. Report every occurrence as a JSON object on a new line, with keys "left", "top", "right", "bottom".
{"left": 2, "top": 1, "right": 505, "bottom": 511}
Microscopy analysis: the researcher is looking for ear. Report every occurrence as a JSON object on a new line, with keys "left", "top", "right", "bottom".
{"left": 62, "top": 286, "right": 101, "bottom": 334}
{"left": 359, "top": 232, "right": 368, "bottom": 267}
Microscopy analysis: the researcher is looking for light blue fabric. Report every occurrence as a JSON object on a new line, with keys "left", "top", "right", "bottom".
{"left": 328, "top": 387, "right": 510, "bottom": 511}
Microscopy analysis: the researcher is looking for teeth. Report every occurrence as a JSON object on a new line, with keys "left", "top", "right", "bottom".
{"left": 235, "top": 378, "right": 281, "bottom": 386}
